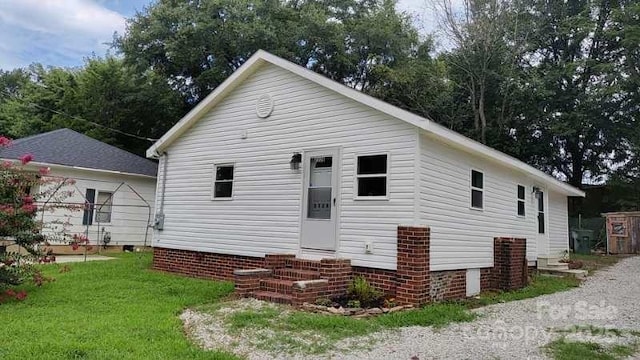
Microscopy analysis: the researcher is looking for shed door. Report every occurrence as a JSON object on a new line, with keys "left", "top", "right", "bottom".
{"left": 300, "top": 149, "right": 339, "bottom": 251}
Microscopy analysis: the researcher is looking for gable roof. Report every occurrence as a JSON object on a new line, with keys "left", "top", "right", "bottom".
{"left": 146, "top": 50, "right": 584, "bottom": 197}
{"left": 1, "top": 129, "right": 157, "bottom": 177}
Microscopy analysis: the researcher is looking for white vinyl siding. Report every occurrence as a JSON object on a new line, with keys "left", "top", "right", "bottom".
{"left": 39, "top": 167, "right": 156, "bottom": 246}
{"left": 420, "top": 133, "right": 538, "bottom": 271}
{"left": 154, "top": 63, "right": 416, "bottom": 270}
{"left": 547, "top": 191, "right": 569, "bottom": 257}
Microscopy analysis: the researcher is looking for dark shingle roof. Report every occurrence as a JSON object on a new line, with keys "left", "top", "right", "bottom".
{"left": 0, "top": 129, "right": 157, "bottom": 177}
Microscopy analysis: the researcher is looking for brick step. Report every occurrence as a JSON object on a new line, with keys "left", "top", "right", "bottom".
{"left": 285, "top": 258, "right": 322, "bottom": 271}
{"left": 259, "top": 278, "right": 295, "bottom": 294}
{"left": 251, "top": 290, "right": 293, "bottom": 305}
{"left": 273, "top": 268, "right": 321, "bottom": 281}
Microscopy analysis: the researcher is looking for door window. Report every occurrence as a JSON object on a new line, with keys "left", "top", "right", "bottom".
{"left": 307, "top": 156, "right": 332, "bottom": 219}
{"left": 538, "top": 191, "right": 545, "bottom": 234}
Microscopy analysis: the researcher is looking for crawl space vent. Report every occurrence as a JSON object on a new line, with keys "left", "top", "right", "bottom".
{"left": 256, "top": 94, "right": 274, "bottom": 118}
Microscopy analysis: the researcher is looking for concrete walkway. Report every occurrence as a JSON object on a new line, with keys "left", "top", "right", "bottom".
{"left": 53, "top": 255, "right": 116, "bottom": 263}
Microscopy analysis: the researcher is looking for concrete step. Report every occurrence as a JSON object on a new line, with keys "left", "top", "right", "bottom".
{"left": 538, "top": 268, "right": 588, "bottom": 280}
{"left": 251, "top": 290, "right": 293, "bottom": 305}
{"left": 259, "top": 278, "right": 295, "bottom": 294}
{"left": 540, "top": 262, "right": 570, "bottom": 270}
{"left": 285, "top": 258, "right": 322, "bottom": 271}
{"left": 273, "top": 268, "right": 321, "bottom": 281}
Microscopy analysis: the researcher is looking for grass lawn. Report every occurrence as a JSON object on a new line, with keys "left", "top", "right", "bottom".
{"left": 570, "top": 253, "right": 623, "bottom": 274}
{"left": 197, "top": 300, "right": 476, "bottom": 354}
{"left": 467, "top": 274, "right": 581, "bottom": 308}
{"left": 546, "top": 338, "right": 639, "bottom": 360}
{"left": 0, "top": 253, "right": 238, "bottom": 360}
{"left": 0, "top": 252, "right": 599, "bottom": 358}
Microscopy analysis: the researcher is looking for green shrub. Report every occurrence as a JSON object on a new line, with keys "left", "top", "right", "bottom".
{"left": 347, "top": 276, "right": 383, "bottom": 308}
{"left": 315, "top": 297, "right": 332, "bottom": 307}
{"left": 346, "top": 299, "right": 361, "bottom": 308}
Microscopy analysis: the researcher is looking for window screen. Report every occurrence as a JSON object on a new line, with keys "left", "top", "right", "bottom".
{"left": 357, "top": 155, "right": 387, "bottom": 197}
{"left": 471, "top": 170, "right": 484, "bottom": 209}
{"left": 517, "top": 185, "right": 525, "bottom": 216}
{"left": 214, "top": 165, "right": 234, "bottom": 198}
{"left": 95, "top": 191, "right": 113, "bottom": 223}
{"left": 82, "top": 189, "right": 96, "bottom": 225}
{"left": 538, "top": 192, "right": 545, "bottom": 234}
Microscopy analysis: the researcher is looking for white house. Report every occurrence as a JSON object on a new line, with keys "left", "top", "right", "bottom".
{"left": 0, "top": 129, "right": 157, "bottom": 251}
{"left": 147, "top": 50, "right": 585, "bottom": 305}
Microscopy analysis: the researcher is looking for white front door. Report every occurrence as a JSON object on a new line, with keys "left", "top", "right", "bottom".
{"left": 300, "top": 148, "right": 339, "bottom": 251}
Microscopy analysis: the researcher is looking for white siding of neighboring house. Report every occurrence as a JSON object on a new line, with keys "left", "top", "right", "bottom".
{"left": 419, "top": 133, "right": 540, "bottom": 271}
{"left": 153, "top": 63, "right": 417, "bottom": 270}
{"left": 547, "top": 190, "right": 570, "bottom": 258}
{"left": 39, "top": 167, "right": 156, "bottom": 247}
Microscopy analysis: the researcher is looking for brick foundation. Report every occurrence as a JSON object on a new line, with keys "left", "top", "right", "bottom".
{"left": 430, "top": 270, "right": 466, "bottom": 301}
{"left": 153, "top": 247, "right": 265, "bottom": 280}
{"left": 492, "top": 237, "right": 528, "bottom": 291}
{"left": 480, "top": 268, "right": 493, "bottom": 292}
{"left": 319, "top": 259, "right": 352, "bottom": 298}
{"left": 395, "top": 226, "right": 430, "bottom": 305}
{"left": 153, "top": 228, "right": 528, "bottom": 305}
{"left": 352, "top": 266, "right": 398, "bottom": 296}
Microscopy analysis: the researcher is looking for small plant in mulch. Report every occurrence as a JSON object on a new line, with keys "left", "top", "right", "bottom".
{"left": 315, "top": 297, "right": 332, "bottom": 307}
{"left": 560, "top": 258, "right": 585, "bottom": 269}
{"left": 568, "top": 260, "right": 584, "bottom": 269}
{"left": 304, "top": 277, "right": 412, "bottom": 317}
{"left": 346, "top": 276, "right": 384, "bottom": 308}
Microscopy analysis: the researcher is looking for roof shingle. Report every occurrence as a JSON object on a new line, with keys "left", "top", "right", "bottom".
{"left": 0, "top": 129, "right": 157, "bottom": 177}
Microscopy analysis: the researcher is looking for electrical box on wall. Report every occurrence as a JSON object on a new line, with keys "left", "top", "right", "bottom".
{"left": 153, "top": 213, "right": 165, "bottom": 230}
{"left": 365, "top": 241, "right": 373, "bottom": 254}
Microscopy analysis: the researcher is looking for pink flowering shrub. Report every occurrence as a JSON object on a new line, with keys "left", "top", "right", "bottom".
{"left": 0, "top": 136, "right": 70, "bottom": 301}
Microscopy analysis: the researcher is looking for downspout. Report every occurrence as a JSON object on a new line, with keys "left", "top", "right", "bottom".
{"left": 159, "top": 152, "right": 168, "bottom": 215}
{"left": 152, "top": 151, "right": 168, "bottom": 232}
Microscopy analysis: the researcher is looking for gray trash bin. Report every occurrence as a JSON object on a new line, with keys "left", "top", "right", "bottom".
{"left": 572, "top": 229, "right": 593, "bottom": 255}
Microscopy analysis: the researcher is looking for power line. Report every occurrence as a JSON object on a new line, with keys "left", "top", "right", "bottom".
{"left": 0, "top": 89, "right": 159, "bottom": 142}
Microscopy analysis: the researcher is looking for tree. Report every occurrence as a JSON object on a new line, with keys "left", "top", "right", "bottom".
{"left": 431, "top": 0, "right": 524, "bottom": 144}
{"left": 0, "top": 69, "right": 35, "bottom": 138}
{"left": 0, "top": 58, "right": 185, "bottom": 156}
{"left": 0, "top": 137, "right": 73, "bottom": 299}
{"left": 513, "top": 0, "right": 634, "bottom": 187}
{"left": 367, "top": 42, "right": 457, "bottom": 127}
{"left": 115, "top": 0, "right": 421, "bottom": 104}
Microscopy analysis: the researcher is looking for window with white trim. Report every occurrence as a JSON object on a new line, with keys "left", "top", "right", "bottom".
{"left": 95, "top": 191, "right": 113, "bottom": 223}
{"left": 517, "top": 185, "right": 526, "bottom": 216}
{"left": 470, "top": 170, "right": 483, "bottom": 209}
{"left": 213, "top": 164, "right": 234, "bottom": 199}
{"left": 538, "top": 191, "right": 545, "bottom": 234}
{"left": 356, "top": 154, "right": 387, "bottom": 197}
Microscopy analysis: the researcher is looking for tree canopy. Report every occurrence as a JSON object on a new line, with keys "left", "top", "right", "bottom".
{"left": 0, "top": 0, "right": 639, "bottom": 211}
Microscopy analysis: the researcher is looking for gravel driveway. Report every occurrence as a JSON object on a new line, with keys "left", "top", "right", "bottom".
{"left": 184, "top": 256, "right": 640, "bottom": 360}
{"left": 335, "top": 256, "right": 640, "bottom": 360}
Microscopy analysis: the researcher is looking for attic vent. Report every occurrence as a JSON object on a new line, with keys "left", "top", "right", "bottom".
{"left": 256, "top": 94, "right": 274, "bottom": 118}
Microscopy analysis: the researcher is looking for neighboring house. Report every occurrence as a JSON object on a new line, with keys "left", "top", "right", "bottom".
{"left": 0, "top": 129, "right": 157, "bottom": 251}
{"left": 147, "top": 50, "right": 585, "bottom": 305}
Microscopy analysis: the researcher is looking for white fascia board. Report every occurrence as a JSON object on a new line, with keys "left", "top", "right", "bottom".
{"left": 4, "top": 159, "right": 157, "bottom": 180}
{"left": 147, "top": 49, "right": 584, "bottom": 197}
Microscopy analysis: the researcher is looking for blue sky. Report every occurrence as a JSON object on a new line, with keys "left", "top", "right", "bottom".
{"left": 0, "top": 0, "right": 432, "bottom": 70}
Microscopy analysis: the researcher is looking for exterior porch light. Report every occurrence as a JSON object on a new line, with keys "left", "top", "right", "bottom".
{"left": 290, "top": 153, "right": 302, "bottom": 170}
{"left": 532, "top": 186, "right": 542, "bottom": 198}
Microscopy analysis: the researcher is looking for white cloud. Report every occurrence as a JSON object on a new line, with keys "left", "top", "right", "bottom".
{"left": 0, "top": 0, "right": 126, "bottom": 69}
{"left": 397, "top": 0, "right": 465, "bottom": 50}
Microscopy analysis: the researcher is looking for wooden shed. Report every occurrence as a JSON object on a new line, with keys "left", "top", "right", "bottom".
{"left": 602, "top": 212, "right": 640, "bottom": 254}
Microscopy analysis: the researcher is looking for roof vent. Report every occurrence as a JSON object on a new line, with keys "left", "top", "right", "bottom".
{"left": 256, "top": 94, "right": 274, "bottom": 118}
